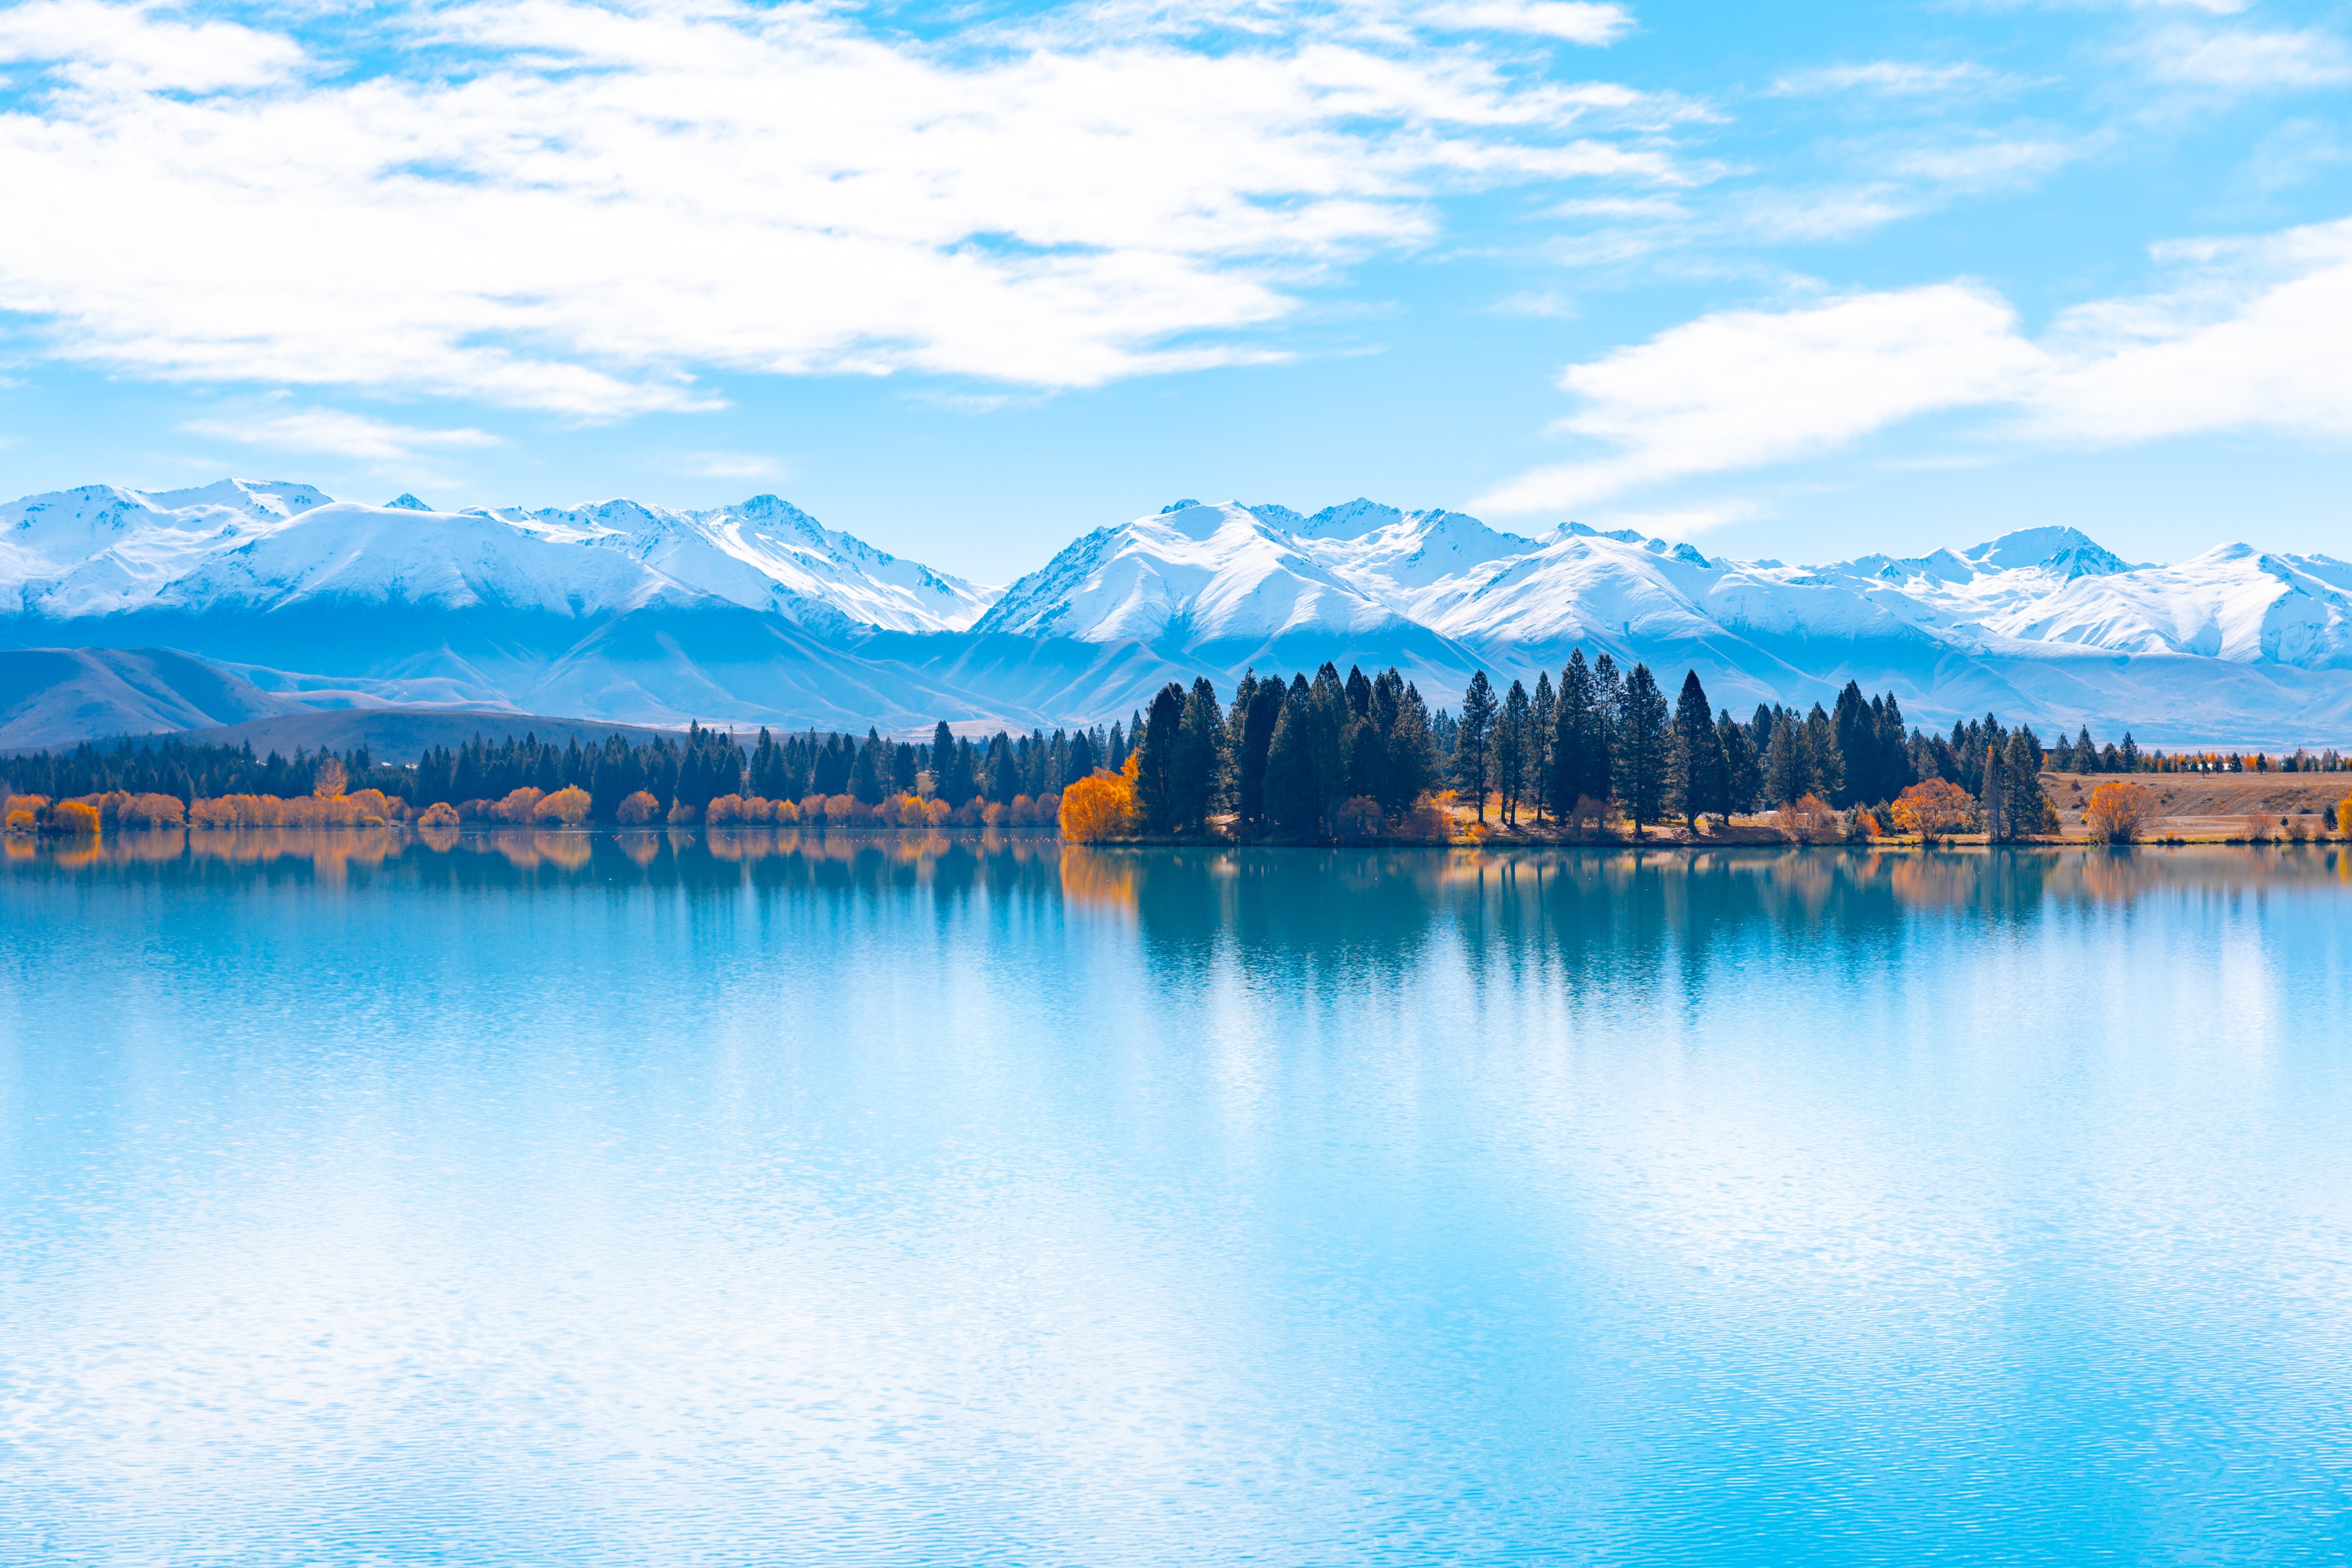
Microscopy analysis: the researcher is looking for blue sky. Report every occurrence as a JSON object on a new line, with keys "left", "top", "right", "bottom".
{"left": 0, "top": 0, "right": 2348, "bottom": 581}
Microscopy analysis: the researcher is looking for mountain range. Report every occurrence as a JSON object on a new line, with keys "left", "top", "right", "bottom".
{"left": 3, "top": 480, "right": 2348, "bottom": 750}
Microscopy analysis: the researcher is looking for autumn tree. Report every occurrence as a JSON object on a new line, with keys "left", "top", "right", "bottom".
{"left": 1891, "top": 778, "right": 1973, "bottom": 841}
{"left": 1059, "top": 760, "right": 1138, "bottom": 842}
{"left": 2085, "top": 779, "right": 2158, "bottom": 843}
{"left": 312, "top": 757, "right": 347, "bottom": 799}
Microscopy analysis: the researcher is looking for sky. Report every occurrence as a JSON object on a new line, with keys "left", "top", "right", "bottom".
{"left": 0, "top": 0, "right": 2349, "bottom": 583}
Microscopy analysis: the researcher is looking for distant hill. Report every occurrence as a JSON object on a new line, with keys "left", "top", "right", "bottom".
{"left": 0, "top": 647, "right": 301, "bottom": 750}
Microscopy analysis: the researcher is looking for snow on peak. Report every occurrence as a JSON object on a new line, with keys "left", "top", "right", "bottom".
{"left": 1963, "top": 526, "right": 2125, "bottom": 574}
{"left": 385, "top": 493, "right": 432, "bottom": 511}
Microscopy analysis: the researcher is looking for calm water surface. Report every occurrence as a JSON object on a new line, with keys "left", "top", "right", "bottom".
{"left": 3, "top": 830, "right": 2350, "bottom": 1565}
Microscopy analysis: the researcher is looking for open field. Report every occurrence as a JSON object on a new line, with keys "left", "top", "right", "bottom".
{"left": 2041, "top": 772, "right": 2350, "bottom": 841}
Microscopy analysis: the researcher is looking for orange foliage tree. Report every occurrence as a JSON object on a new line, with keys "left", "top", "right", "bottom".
{"left": 419, "top": 801, "right": 461, "bottom": 827}
{"left": 1059, "top": 768, "right": 1137, "bottom": 843}
{"left": 1890, "top": 778, "right": 1973, "bottom": 841}
{"left": 50, "top": 800, "right": 101, "bottom": 837}
{"left": 2338, "top": 793, "right": 2352, "bottom": 837}
{"left": 615, "top": 790, "right": 661, "bottom": 825}
{"left": 2085, "top": 780, "right": 2159, "bottom": 844}
{"left": 312, "top": 758, "right": 348, "bottom": 799}
{"left": 535, "top": 786, "right": 592, "bottom": 826}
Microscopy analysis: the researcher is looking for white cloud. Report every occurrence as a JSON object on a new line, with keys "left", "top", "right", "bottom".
{"left": 1416, "top": 0, "right": 1635, "bottom": 44}
{"left": 1473, "top": 215, "right": 2352, "bottom": 514}
{"left": 683, "top": 451, "right": 783, "bottom": 479}
{"left": 0, "top": 0, "right": 300, "bottom": 92}
{"left": 1769, "top": 61, "right": 2002, "bottom": 96}
{"left": 1476, "top": 284, "right": 2039, "bottom": 512}
{"left": 2143, "top": 25, "right": 2352, "bottom": 88}
{"left": 184, "top": 410, "right": 503, "bottom": 462}
{"left": 0, "top": 0, "right": 1690, "bottom": 415}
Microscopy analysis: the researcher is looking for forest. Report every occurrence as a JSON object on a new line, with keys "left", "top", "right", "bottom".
{"left": 3, "top": 655, "right": 2345, "bottom": 842}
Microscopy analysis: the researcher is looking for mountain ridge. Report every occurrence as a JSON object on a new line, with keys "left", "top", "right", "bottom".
{"left": 3, "top": 478, "right": 2348, "bottom": 745}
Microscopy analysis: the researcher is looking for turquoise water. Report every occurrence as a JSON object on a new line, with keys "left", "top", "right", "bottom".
{"left": 3, "top": 831, "right": 2350, "bottom": 1565}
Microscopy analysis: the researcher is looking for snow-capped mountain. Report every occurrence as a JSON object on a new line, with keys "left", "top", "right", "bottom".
{"left": 485, "top": 493, "right": 995, "bottom": 634}
{"left": 2, "top": 477, "right": 2348, "bottom": 744}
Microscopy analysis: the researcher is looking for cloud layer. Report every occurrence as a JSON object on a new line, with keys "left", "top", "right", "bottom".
{"left": 0, "top": 0, "right": 1677, "bottom": 416}
{"left": 1474, "top": 218, "right": 2352, "bottom": 515}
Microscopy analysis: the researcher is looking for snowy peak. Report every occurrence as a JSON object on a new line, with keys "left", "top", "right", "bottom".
{"left": 973, "top": 501, "right": 1406, "bottom": 644}
{"left": 1962, "top": 526, "right": 2127, "bottom": 576}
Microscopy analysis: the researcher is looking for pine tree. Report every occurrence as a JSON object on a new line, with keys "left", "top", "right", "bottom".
{"left": 1979, "top": 743, "right": 2006, "bottom": 842}
{"left": 2075, "top": 726, "right": 2098, "bottom": 773}
{"left": 1263, "top": 676, "right": 1319, "bottom": 838}
{"left": 1309, "top": 666, "right": 1350, "bottom": 832}
{"left": 1134, "top": 682, "right": 1185, "bottom": 831}
{"left": 1614, "top": 664, "right": 1670, "bottom": 833}
{"left": 1666, "top": 670, "right": 1728, "bottom": 827}
{"left": 1171, "top": 677, "right": 1224, "bottom": 832}
{"left": 1529, "top": 670, "right": 1557, "bottom": 823}
{"left": 1762, "top": 709, "right": 1802, "bottom": 806}
{"left": 1552, "top": 649, "right": 1612, "bottom": 810}
{"left": 1454, "top": 670, "right": 1498, "bottom": 823}
{"left": 1718, "top": 708, "right": 1761, "bottom": 814}
{"left": 1237, "top": 672, "right": 1285, "bottom": 833}
{"left": 1494, "top": 679, "right": 1531, "bottom": 827}
{"left": 1386, "top": 675, "right": 1440, "bottom": 815}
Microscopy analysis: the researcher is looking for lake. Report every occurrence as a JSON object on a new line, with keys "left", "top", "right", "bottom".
{"left": 3, "top": 830, "right": 2349, "bottom": 1564}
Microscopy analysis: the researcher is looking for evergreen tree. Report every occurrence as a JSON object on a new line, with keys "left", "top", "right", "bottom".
{"left": 1666, "top": 669, "right": 1728, "bottom": 827}
{"left": 1979, "top": 743, "right": 2006, "bottom": 841}
{"left": 1494, "top": 679, "right": 1531, "bottom": 827}
{"left": 1454, "top": 670, "right": 1498, "bottom": 823}
{"left": 1614, "top": 663, "right": 1671, "bottom": 832}
{"left": 1263, "top": 676, "right": 1320, "bottom": 837}
{"left": 1133, "top": 682, "right": 1185, "bottom": 831}
{"left": 2074, "top": 726, "right": 2098, "bottom": 773}
{"left": 1308, "top": 666, "right": 1350, "bottom": 832}
{"left": 851, "top": 729, "right": 885, "bottom": 803}
{"left": 1529, "top": 670, "right": 1556, "bottom": 822}
{"left": 1762, "top": 709, "right": 1802, "bottom": 806}
{"left": 1551, "top": 649, "right": 1611, "bottom": 812}
{"left": 1800, "top": 703, "right": 1843, "bottom": 802}
{"left": 2120, "top": 732, "right": 2140, "bottom": 772}
{"left": 1171, "top": 677, "right": 1224, "bottom": 832}
{"left": 983, "top": 732, "right": 1018, "bottom": 803}
{"left": 1386, "top": 676, "right": 1440, "bottom": 815}
{"left": 1718, "top": 708, "right": 1761, "bottom": 814}
{"left": 1237, "top": 672, "right": 1285, "bottom": 833}
{"left": 1345, "top": 665, "right": 1373, "bottom": 720}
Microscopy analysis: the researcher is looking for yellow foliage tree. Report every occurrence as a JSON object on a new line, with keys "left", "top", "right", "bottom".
{"left": 1890, "top": 778, "right": 1973, "bottom": 841}
{"left": 419, "top": 801, "right": 461, "bottom": 827}
{"left": 50, "top": 800, "right": 101, "bottom": 838}
{"left": 313, "top": 758, "right": 348, "bottom": 799}
{"left": 616, "top": 790, "right": 660, "bottom": 825}
{"left": 2338, "top": 793, "right": 2352, "bottom": 837}
{"left": 536, "top": 786, "right": 592, "bottom": 826}
{"left": 1059, "top": 768, "right": 1136, "bottom": 842}
{"left": 496, "top": 786, "right": 545, "bottom": 823}
{"left": 2085, "top": 780, "right": 2159, "bottom": 844}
